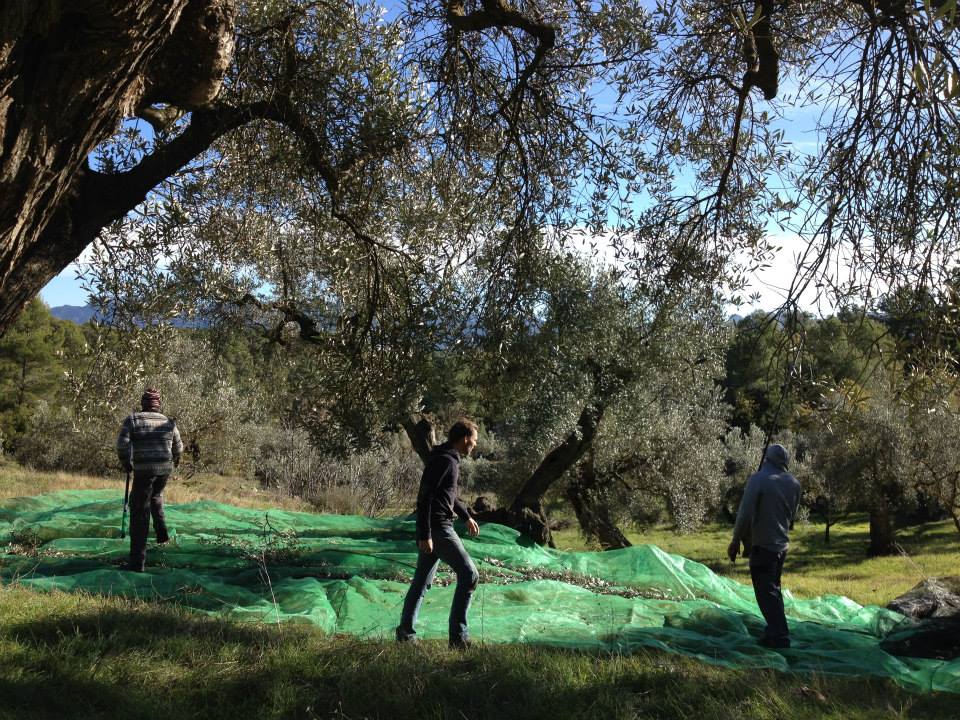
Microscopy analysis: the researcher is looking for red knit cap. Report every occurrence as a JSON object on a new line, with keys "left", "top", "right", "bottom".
{"left": 141, "top": 387, "right": 161, "bottom": 412}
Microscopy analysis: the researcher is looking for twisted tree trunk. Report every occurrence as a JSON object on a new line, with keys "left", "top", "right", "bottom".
{"left": 401, "top": 414, "right": 436, "bottom": 463}
{"left": 565, "top": 452, "right": 631, "bottom": 550}
{"left": 0, "top": 0, "right": 235, "bottom": 334}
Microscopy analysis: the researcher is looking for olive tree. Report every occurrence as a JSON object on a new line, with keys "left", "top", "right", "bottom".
{"left": 808, "top": 374, "right": 918, "bottom": 556}
{"left": 0, "top": 0, "right": 654, "bottom": 331}
{"left": 906, "top": 365, "right": 960, "bottom": 534}
{"left": 452, "top": 251, "right": 731, "bottom": 546}
{"left": 4, "top": 1, "right": 960, "bottom": 339}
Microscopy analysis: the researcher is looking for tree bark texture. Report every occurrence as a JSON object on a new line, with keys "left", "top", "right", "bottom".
{"left": 511, "top": 400, "right": 605, "bottom": 511}
{"left": 565, "top": 453, "right": 631, "bottom": 550}
{"left": 0, "top": 0, "right": 235, "bottom": 334}
{"left": 483, "top": 397, "right": 606, "bottom": 546}
{"left": 401, "top": 415, "right": 436, "bottom": 463}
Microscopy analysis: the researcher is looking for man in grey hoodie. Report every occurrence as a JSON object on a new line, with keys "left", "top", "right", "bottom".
{"left": 727, "top": 443, "right": 801, "bottom": 648}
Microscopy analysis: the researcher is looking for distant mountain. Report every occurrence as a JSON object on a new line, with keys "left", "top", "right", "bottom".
{"left": 49, "top": 304, "right": 205, "bottom": 329}
{"left": 50, "top": 304, "right": 99, "bottom": 324}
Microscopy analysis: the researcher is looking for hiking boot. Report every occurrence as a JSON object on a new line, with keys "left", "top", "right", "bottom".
{"left": 449, "top": 637, "right": 472, "bottom": 650}
{"left": 759, "top": 636, "right": 790, "bottom": 649}
{"left": 120, "top": 561, "right": 145, "bottom": 573}
{"left": 395, "top": 626, "right": 419, "bottom": 644}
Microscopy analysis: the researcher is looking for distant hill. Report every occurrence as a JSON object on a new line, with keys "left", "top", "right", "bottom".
{"left": 49, "top": 304, "right": 99, "bottom": 324}
{"left": 49, "top": 304, "right": 205, "bottom": 329}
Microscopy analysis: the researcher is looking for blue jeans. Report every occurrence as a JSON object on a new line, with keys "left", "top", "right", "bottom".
{"left": 398, "top": 524, "right": 479, "bottom": 643}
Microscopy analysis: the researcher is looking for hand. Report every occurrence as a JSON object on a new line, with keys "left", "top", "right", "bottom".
{"left": 417, "top": 538, "right": 433, "bottom": 554}
{"left": 727, "top": 538, "right": 741, "bottom": 563}
{"left": 466, "top": 518, "right": 480, "bottom": 537}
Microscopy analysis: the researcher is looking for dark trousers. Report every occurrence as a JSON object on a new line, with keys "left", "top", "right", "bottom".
{"left": 749, "top": 546, "right": 789, "bottom": 643}
{"left": 128, "top": 473, "right": 169, "bottom": 569}
{"left": 398, "top": 524, "right": 479, "bottom": 643}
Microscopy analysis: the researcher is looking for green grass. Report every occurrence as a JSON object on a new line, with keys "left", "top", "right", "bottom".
{"left": 2, "top": 465, "right": 960, "bottom": 718}
{"left": 1, "top": 586, "right": 958, "bottom": 720}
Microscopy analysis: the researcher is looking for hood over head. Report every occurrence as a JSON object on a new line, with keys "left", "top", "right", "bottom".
{"left": 764, "top": 443, "right": 790, "bottom": 470}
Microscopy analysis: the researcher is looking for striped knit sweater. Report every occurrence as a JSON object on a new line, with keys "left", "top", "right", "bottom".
{"left": 117, "top": 412, "right": 183, "bottom": 476}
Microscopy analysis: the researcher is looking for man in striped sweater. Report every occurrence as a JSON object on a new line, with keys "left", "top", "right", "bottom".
{"left": 116, "top": 387, "right": 183, "bottom": 572}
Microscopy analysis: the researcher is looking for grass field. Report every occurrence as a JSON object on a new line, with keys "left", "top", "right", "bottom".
{"left": 1, "top": 463, "right": 959, "bottom": 719}
{"left": 553, "top": 517, "right": 960, "bottom": 607}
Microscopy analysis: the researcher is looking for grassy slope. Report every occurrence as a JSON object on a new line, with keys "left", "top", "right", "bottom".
{"left": 1, "top": 464, "right": 959, "bottom": 719}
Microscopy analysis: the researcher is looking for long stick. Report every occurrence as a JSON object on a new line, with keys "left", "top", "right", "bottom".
{"left": 758, "top": 307, "right": 805, "bottom": 471}
{"left": 120, "top": 469, "right": 131, "bottom": 539}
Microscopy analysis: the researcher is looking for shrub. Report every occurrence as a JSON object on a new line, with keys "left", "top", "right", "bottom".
{"left": 15, "top": 401, "right": 117, "bottom": 475}
{"left": 256, "top": 430, "right": 422, "bottom": 516}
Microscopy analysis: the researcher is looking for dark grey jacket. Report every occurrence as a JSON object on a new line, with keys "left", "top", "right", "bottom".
{"left": 415, "top": 443, "right": 472, "bottom": 541}
{"left": 733, "top": 444, "right": 801, "bottom": 553}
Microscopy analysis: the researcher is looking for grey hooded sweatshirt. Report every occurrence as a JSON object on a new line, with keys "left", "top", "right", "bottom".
{"left": 733, "top": 444, "right": 801, "bottom": 553}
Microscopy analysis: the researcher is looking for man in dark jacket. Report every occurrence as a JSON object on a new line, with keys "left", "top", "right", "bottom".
{"left": 116, "top": 387, "right": 183, "bottom": 572}
{"left": 728, "top": 443, "right": 802, "bottom": 648}
{"left": 397, "top": 419, "right": 480, "bottom": 648}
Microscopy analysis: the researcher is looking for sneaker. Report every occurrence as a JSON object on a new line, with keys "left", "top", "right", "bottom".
{"left": 120, "top": 561, "right": 145, "bottom": 573}
{"left": 395, "top": 626, "right": 419, "bottom": 644}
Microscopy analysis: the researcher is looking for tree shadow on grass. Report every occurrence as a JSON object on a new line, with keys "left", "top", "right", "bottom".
{"left": 1, "top": 605, "right": 284, "bottom": 720}
{"left": 0, "top": 604, "right": 682, "bottom": 720}
{"left": 4, "top": 598, "right": 960, "bottom": 720}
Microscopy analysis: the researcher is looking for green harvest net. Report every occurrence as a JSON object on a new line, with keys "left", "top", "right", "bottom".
{"left": 1, "top": 489, "right": 958, "bottom": 693}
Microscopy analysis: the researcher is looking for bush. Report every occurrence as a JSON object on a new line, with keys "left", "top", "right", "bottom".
{"left": 256, "top": 430, "right": 422, "bottom": 516}
{"left": 15, "top": 401, "right": 118, "bottom": 475}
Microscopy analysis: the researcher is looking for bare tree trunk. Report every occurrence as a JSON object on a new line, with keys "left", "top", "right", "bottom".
{"left": 868, "top": 498, "right": 897, "bottom": 556}
{"left": 470, "top": 396, "right": 612, "bottom": 546}
{"left": 473, "top": 360, "right": 638, "bottom": 545}
{"left": 565, "top": 452, "right": 631, "bottom": 550}
{"left": 499, "top": 398, "right": 606, "bottom": 546}
{"left": 949, "top": 480, "right": 960, "bottom": 535}
{"left": 17, "top": 357, "right": 26, "bottom": 407}
{"left": 511, "top": 401, "right": 604, "bottom": 511}
{"left": 401, "top": 415, "right": 436, "bottom": 463}
{"left": 0, "top": 1, "right": 235, "bottom": 334}
{"left": 822, "top": 499, "right": 833, "bottom": 545}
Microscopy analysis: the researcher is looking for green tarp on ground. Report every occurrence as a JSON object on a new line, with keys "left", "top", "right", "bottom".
{"left": 0, "top": 489, "right": 957, "bottom": 693}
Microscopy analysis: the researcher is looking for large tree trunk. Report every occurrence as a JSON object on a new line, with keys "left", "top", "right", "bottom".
{"left": 470, "top": 395, "right": 609, "bottom": 546}
{"left": 508, "top": 398, "right": 606, "bottom": 546}
{"left": 868, "top": 497, "right": 897, "bottom": 556}
{"left": 401, "top": 415, "right": 436, "bottom": 463}
{"left": 565, "top": 452, "right": 631, "bottom": 550}
{"left": 0, "top": 1, "right": 235, "bottom": 334}
{"left": 473, "top": 360, "right": 637, "bottom": 546}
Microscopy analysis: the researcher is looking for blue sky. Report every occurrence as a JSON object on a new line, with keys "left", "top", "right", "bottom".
{"left": 42, "top": 265, "right": 89, "bottom": 306}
